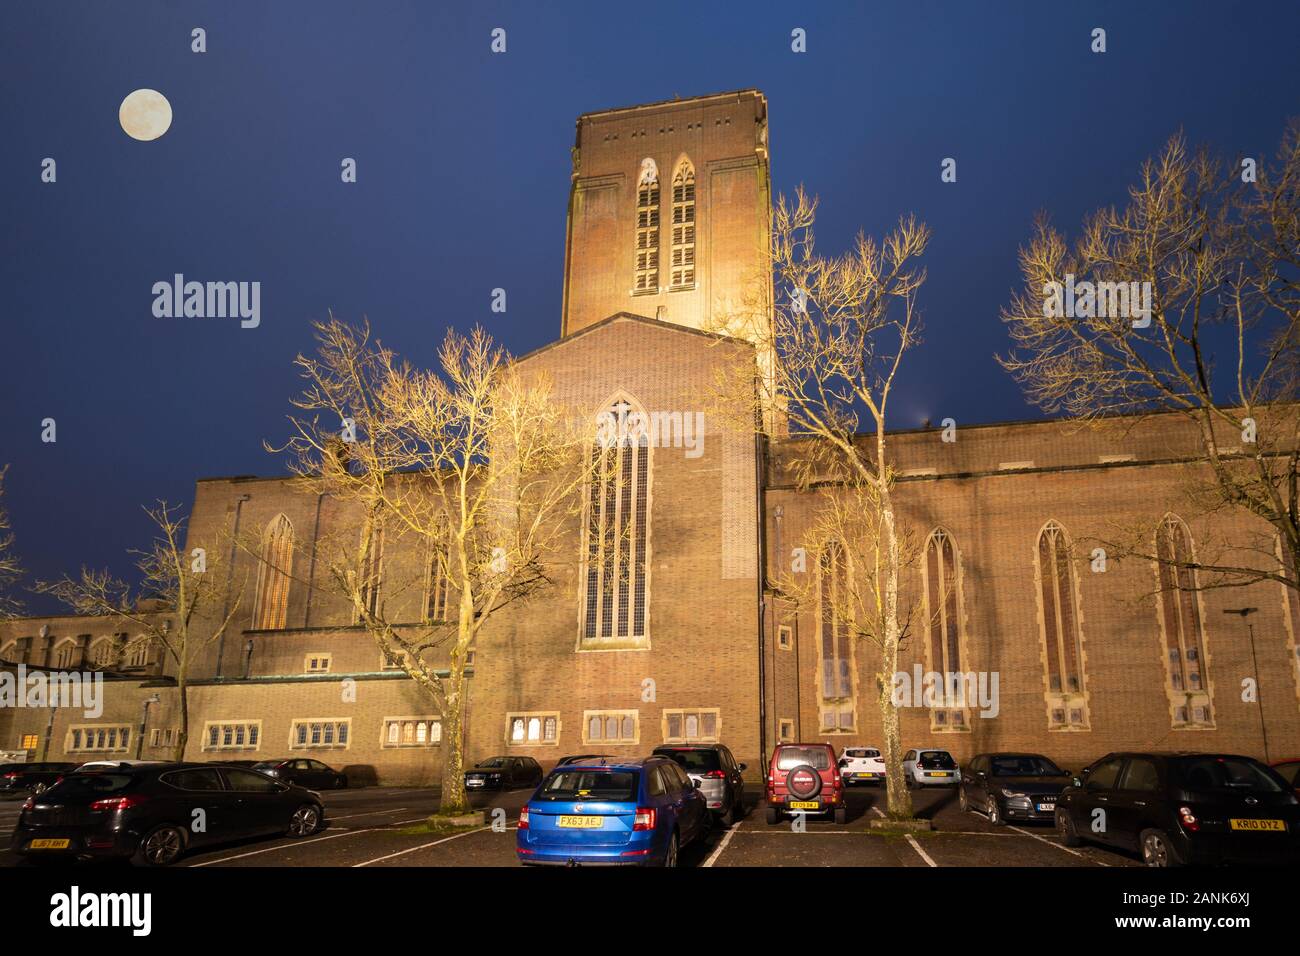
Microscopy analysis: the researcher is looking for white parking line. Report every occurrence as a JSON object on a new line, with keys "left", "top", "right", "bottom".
{"left": 701, "top": 825, "right": 739, "bottom": 866}
{"left": 905, "top": 834, "right": 938, "bottom": 867}
{"left": 328, "top": 807, "right": 410, "bottom": 821}
{"left": 188, "top": 817, "right": 427, "bottom": 866}
{"left": 352, "top": 825, "right": 488, "bottom": 866}
{"left": 1009, "top": 825, "right": 1107, "bottom": 865}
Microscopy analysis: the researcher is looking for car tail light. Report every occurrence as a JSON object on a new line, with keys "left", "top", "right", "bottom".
{"left": 518, "top": 806, "right": 529, "bottom": 830}
{"left": 1177, "top": 806, "right": 1199, "bottom": 832}
{"left": 2, "top": 772, "right": 20, "bottom": 779}
{"left": 90, "top": 794, "right": 148, "bottom": 812}
{"left": 633, "top": 807, "right": 657, "bottom": 831}
{"left": 703, "top": 770, "right": 726, "bottom": 778}
{"left": 21, "top": 796, "right": 34, "bottom": 811}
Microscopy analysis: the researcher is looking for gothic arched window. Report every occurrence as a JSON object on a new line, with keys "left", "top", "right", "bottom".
{"left": 358, "top": 519, "right": 384, "bottom": 618}
{"left": 817, "top": 541, "right": 855, "bottom": 732}
{"left": 252, "top": 514, "right": 294, "bottom": 630}
{"left": 425, "top": 516, "right": 451, "bottom": 623}
{"left": 1154, "top": 515, "right": 1214, "bottom": 727}
{"left": 580, "top": 396, "right": 651, "bottom": 648}
{"left": 1036, "top": 521, "right": 1089, "bottom": 729}
{"left": 670, "top": 159, "right": 696, "bottom": 288}
{"left": 634, "top": 160, "right": 660, "bottom": 292}
{"left": 922, "top": 527, "right": 969, "bottom": 730}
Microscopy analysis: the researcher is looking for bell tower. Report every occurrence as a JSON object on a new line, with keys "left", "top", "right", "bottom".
{"left": 561, "top": 90, "right": 773, "bottom": 345}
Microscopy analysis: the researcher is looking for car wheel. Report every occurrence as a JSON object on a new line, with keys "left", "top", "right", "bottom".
{"left": 720, "top": 799, "right": 735, "bottom": 827}
{"left": 662, "top": 831, "right": 679, "bottom": 868}
{"left": 134, "top": 825, "right": 186, "bottom": 867}
{"left": 1140, "top": 828, "right": 1181, "bottom": 867}
{"left": 988, "top": 801, "right": 1005, "bottom": 827}
{"left": 1056, "top": 809, "right": 1082, "bottom": 847}
{"left": 765, "top": 805, "right": 779, "bottom": 826}
{"left": 833, "top": 806, "right": 847, "bottom": 825}
{"left": 958, "top": 788, "right": 969, "bottom": 811}
{"left": 784, "top": 764, "right": 823, "bottom": 801}
{"left": 288, "top": 803, "right": 323, "bottom": 837}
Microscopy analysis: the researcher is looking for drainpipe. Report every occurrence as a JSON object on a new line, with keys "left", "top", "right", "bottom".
{"left": 755, "top": 431, "right": 769, "bottom": 772}
{"left": 216, "top": 494, "right": 251, "bottom": 678}
{"left": 773, "top": 504, "right": 784, "bottom": 740}
{"left": 136, "top": 693, "right": 160, "bottom": 759}
{"left": 303, "top": 492, "right": 326, "bottom": 628}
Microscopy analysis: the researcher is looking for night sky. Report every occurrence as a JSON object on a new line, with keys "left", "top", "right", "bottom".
{"left": 2, "top": 0, "right": 1298, "bottom": 611}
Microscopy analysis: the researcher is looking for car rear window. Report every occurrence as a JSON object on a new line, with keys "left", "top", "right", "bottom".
{"left": 1175, "top": 757, "right": 1285, "bottom": 794}
{"left": 43, "top": 773, "right": 136, "bottom": 798}
{"left": 776, "top": 747, "right": 832, "bottom": 771}
{"left": 990, "top": 756, "right": 1062, "bottom": 776}
{"left": 918, "top": 752, "right": 957, "bottom": 770}
{"left": 656, "top": 749, "right": 721, "bottom": 773}
{"left": 845, "top": 749, "right": 880, "bottom": 759}
{"left": 537, "top": 770, "right": 639, "bottom": 802}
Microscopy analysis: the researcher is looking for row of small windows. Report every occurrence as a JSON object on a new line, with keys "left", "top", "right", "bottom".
{"left": 0, "top": 636, "right": 151, "bottom": 670}
{"left": 198, "top": 718, "right": 442, "bottom": 752}
{"left": 633, "top": 158, "right": 695, "bottom": 292}
{"left": 815, "top": 515, "right": 1235, "bottom": 733}
{"left": 506, "top": 709, "right": 719, "bottom": 746}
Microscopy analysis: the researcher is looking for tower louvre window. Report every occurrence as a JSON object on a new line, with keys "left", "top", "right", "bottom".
{"left": 670, "top": 160, "right": 696, "bottom": 287}
{"left": 634, "top": 167, "right": 660, "bottom": 292}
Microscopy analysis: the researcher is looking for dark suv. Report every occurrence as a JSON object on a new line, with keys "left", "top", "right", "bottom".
{"left": 653, "top": 744, "right": 747, "bottom": 826}
{"left": 0, "top": 762, "right": 79, "bottom": 796}
{"left": 765, "top": 743, "right": 846, "bottom": 824}
{"left": 1056, "top": 752, "right": 1300, "bottom": 866}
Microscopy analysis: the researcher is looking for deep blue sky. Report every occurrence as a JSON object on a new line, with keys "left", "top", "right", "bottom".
{"left": 2, "top": 0, "right": 1298, "bottom": 611}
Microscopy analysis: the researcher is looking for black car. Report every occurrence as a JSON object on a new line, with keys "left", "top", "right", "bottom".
{"left": 555, "top": 754, "right": 617, "bottom": 767}
{"left": 252, "top": 758, "right": 348, "bottom": 790}
{"left": 464, "top": 756, "right": 543, "bottom": 791}
{"left": 960, "top": 753, "right": 1071, "bottom": 826}
{"left": 11, "top": 762, "right": 326, "bottom": 866}
{"left": 1056, "top": 752, "right": 1300, "bottom": 866}
{"left": 653, "top": 744, "right": 747, "bottom": 826}
{"left": 0, "top": 762, "right": 79, "bottom": 796}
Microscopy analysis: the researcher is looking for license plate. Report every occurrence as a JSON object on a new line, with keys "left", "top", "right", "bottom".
{"left": 557, "top": 816, "right": 603, "bottom": 828}
{"left": 1230, "top": 818, "right": 1285, "bottom": 832}
{"left": 1036, "top": 803, "right": 1055, "bottom": 812}
{"left": 928, "top": 771, "right": 951, "bottom": 777}
{"left": 855, "top": 773, "right": 875, "bottom": 778}
{"left": 789, "top": 801, "right": 819, "bottom": 809}
{"left": 29, "top": 839, "right": 70, "bottom": 850}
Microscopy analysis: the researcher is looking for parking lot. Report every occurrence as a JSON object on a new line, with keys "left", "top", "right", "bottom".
{"left": 0, "top": 782, "right": 1141, "bottom": 868}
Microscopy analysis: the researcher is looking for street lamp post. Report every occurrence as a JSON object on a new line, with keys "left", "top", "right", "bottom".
{"left": 137, "top": 693, "right": 161, "bottom": 759}
{"left": 1223, "top": 608, "right": 1268, "bottom": 762}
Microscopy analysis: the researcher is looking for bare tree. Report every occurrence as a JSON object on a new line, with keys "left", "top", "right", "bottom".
{"left": 1000, "top": 124, "right": 1300, "bottom": 594}
{"left": 716, "top": 188, "right": 931, "bottom": 820}
{"left": 37, "top": 501, "right": 244, "bottom": 760}
{"left": 277, "top": 318, "right": 595, "bottom": 816}
{"left": 0, "top": 466, "right": 23, "bottom": 619}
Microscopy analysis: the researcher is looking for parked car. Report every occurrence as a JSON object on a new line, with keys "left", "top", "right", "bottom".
{"left": 252, "top": 758, "right": 348, "bottom": 790}
{"left": 516, "top": 756, "right": 709, "bottom": 866}
{"left": 765, "top": 743, "right": 846, "bottom": 824}
{"left": 653, "top": 744, "right": 747, "bottom": 825}
{"left": 1271, "top": 758, "right": 1300, "bottom": 793}
{"left": 838, "top": 747, "right": 886, "bottom": 786}
{"left": 555, "top": 754, "right": 617, "bottom": 767}
{"left": 0, "top": 762, "right": 79, "bottom": 796}
{"left": 465, "top": 756, "right": 543, "bottom": 791}
{"left": 11, "top": 763, "right": 326, "bottom": 866}
{"left": 902, "top": 749, "right": 961, "bottom": 788}
{"left": 1055, "top": 752, "right": 1300, "bottom": 866}
{"left": 960, "top": 753, "right": 1070, "bottom": 825}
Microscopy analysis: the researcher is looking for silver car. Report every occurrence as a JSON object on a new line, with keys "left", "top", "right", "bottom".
{"left": 652, "top": 744, "right": 747, "bottom": 826}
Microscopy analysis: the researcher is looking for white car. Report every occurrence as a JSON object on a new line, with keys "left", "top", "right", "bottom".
{"left": 902, "top": 749, "right": 961, "bottom": 787}
{"left": 838, "top": 747, "right": 886, "bottom": 785}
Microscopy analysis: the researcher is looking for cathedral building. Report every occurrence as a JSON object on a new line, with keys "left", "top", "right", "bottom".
{"left": 3, "top": 90, "right": 1298, "bottom": 783}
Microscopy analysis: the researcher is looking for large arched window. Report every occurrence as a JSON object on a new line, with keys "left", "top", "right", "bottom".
{"left": 818, "top": 541, "right": 855, "bottom": 732}
{"left": 358, "top": 520, "right": 384, "bottom": 618}
{"left": 669, "top": 158, "right": 696, "bottom": 289}
{"left": 922, "top": 528, "right": 969, "bottom": 730}
{"left": 634, "top": 160, "right": 660, "bottom": 292}
{"left": 1154, "top": 515, "right": 1214, "bottom": 727}
{"left": 580, "top": 396, "right": 651, "bottom": 648}
{"left": 1036, "top": 521, "right": 1089, "bottom": 729}
{"left": 51, "top": 639, "right": 77, "bottom": 669}
{"left": 252, "top": 514, "right": 294, "bottom": 630}
{"left": 89, "top": 637, "right": 117, "bottom": 670}
{"left": 425, "top": 516, "right": 451, "bottom": 623}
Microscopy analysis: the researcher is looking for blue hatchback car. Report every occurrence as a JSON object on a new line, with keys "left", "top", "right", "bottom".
{"left": 517, "top": 756, "right": 710, "bottom": 866}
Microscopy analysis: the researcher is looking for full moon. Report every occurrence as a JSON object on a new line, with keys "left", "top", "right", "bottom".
{"left": 119, "top": 89, "right": 172, "bottom": 141}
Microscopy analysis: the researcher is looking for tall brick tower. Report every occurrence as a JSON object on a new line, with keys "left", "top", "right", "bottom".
{"left": 561, "top": 90, "right": 773, "bottom": 344}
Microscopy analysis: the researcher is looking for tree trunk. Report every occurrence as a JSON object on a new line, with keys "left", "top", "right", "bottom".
{"left": 437, "top": 647, "right": 470, "bottom": 815}
{"left": 173, "top": 667, "right": 189, "bottom": 763}
{"left": 877, "top": 438, "right": 913, "bottom": 820}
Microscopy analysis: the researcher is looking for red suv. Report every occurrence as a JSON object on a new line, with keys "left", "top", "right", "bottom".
{"left": 765, "top": 743, "right": 846, "bottom": 824}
